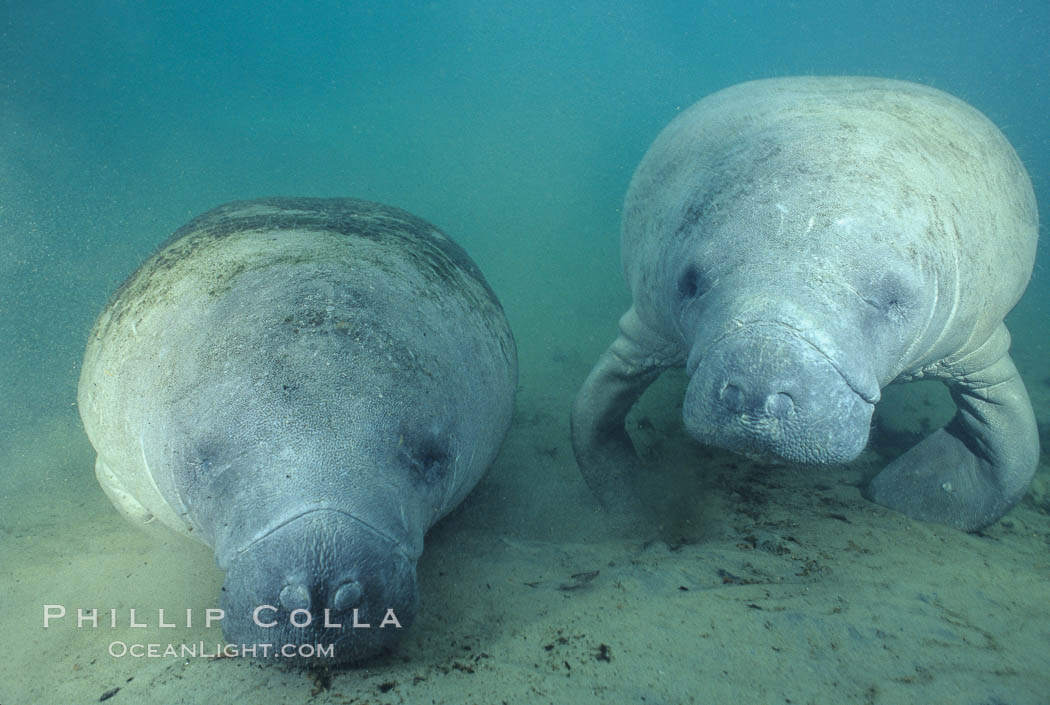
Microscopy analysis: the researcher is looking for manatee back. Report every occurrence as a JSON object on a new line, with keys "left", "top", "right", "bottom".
{"left": 78, "top": 198, "right": 517, "bottom": 543}
{"left": 622, "top": 76, "right": 1038, "bottom": 354}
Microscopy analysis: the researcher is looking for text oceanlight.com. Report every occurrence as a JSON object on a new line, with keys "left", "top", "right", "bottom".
{"left": 107, "top": 641, "right": 334, "bottom": 659}
{"left": 43, "top": 604, "right": 402, "bottom": 659}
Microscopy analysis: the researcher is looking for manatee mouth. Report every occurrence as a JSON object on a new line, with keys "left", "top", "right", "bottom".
{"left": 219, "top": 507, "right": 420, "bottom": 663}
{"left": 683, "top": 322, "right": 877, "bottom": 464}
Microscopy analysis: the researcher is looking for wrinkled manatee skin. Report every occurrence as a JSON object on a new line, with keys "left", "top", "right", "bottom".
{"left": 572, "top": 76, "right": 1038, "bottom": 532}
{"left": 78, "top": 198, "right": 517, "bottom": 662}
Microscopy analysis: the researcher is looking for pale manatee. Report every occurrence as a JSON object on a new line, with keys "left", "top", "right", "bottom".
{"left": 78, "top": 198, "right": 517, "bottom": 661}
{"left": 572, "top": 76, "right": 1038, "bottom": 532}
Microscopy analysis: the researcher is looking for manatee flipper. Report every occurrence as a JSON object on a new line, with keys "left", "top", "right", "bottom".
{"left": 864, "top": 325, "right": 1039, "bottom": 531}
{"left": 571, "top": 308, "right": 683, "bottom": 521}
{"left": 95, "top": 456, "right": 155, "bottom": 526}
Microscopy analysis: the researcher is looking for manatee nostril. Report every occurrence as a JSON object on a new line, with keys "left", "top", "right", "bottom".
{"left": 279, "top": 583, "right": 312, "bottom": 612}
{"left": 720, "top": 383, "right": 745, "bottom": 412}
{"left": 767, "top": 392, "right": 795, "bottom": 418}
{"left": 332, "top": 580, "right": 364, "bottom": 611}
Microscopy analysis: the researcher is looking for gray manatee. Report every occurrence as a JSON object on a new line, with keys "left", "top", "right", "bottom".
{"left": 572, "top": 76, "right": 1039, "bottom": 532}
{"left": 78, "top": 198, "right": 517, "bottom": 661}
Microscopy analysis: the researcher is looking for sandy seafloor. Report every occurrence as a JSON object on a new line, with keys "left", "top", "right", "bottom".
{"left": 2, "top": 3, "right": 1049, "bottom": 702}
{"left": 2, "top": 314, "right": 1048, "bottom": 705}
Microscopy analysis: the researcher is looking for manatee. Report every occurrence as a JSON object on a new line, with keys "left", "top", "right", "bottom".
{"left": 78, "top": 197, "right": 517, "bottom": 661}
{"left": 572, "top": 76, "right": 1039, "bottom": 532}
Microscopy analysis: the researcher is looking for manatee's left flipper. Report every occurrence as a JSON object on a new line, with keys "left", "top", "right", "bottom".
{"left": 864, "top": 324, "right": 1039, "bottom": 531}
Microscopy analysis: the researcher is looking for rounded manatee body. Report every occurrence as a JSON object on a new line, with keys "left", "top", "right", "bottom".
{"left": 78, "top": 198, "right": 517, "bottom": 661}
{"left": 572, "top": 76, "right": 1039, "bottom": 531}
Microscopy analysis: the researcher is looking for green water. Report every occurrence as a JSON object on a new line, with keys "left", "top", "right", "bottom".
{"left": 2, "top": 1, "right": 1047, "bottom": 702}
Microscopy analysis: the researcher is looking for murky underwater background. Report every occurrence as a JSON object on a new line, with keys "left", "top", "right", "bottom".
{"left": 1, "top": 1, "right": 1048, "bottom": 703}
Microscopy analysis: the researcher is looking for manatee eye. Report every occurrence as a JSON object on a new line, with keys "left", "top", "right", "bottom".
{"left": 400, "top": 434, "right": 450, "bottom": 485}
{"left": 175, "top": 438, "right": 233, "bottom": 510}
{"left": 861, "top": 272, "right": 912, "bottom": 325}
{"left": 186, "top": 441, "right": 221, "bottom": 485}
{"left": 677, "top": 265, "right": 708, "bottom": 300}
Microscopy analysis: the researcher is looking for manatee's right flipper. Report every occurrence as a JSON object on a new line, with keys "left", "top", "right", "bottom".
{"left": 571, "top": 308, "right": 683, "bottom": 524}
{"left": 95, "top": 455, "right": 156, "bottom": 526}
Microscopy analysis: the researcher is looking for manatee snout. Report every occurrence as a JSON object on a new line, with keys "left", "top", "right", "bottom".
{"left": 684, "top": 324, "right": 875, "bottom": 464}
{"left": 219, "top": 510, "right": 418, "bottom": 662}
